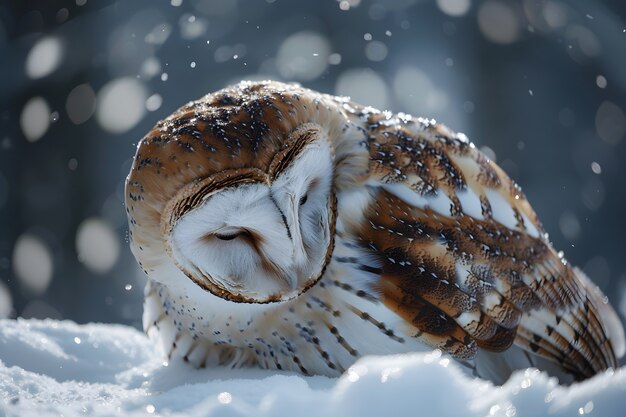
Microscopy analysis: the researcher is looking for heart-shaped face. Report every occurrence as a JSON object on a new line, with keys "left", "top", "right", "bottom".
{"left": 162, "top": 131, "right": 336, "bottom": 303}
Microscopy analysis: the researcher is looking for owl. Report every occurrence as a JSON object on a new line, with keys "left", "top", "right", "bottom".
{"left": 125, "top": 80, "right": 624, "bottom": 384}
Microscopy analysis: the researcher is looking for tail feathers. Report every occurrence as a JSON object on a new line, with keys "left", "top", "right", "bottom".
{"left": 574, "top": 267, "right": 625, "bottom": 359}
{"left": 470, "top": 345, "right": 576, "bottom": 385}
{"left": 465, "top": 265, "right": 625, "bottom": 384}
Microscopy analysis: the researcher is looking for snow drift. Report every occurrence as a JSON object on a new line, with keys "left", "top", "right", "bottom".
{"left": 0, "top": 319, "right": 625, "bottom": 416}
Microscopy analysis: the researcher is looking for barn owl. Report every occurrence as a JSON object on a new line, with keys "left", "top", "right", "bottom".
{"left": 125, "top": 80, "right": 624, "bottom": 384}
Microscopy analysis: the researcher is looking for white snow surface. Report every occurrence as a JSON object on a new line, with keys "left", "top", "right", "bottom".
{"left": 1, "top": 319, "right": 625, "bottom": 417}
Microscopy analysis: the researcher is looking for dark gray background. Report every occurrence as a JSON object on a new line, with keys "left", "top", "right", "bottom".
{"left": 1, "top": 0, "right": 625, "bottom": 350}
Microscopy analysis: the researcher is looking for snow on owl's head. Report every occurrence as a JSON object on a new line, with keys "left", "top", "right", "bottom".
{"left": 126, "top": 82, "right": 340, "bottom": 304}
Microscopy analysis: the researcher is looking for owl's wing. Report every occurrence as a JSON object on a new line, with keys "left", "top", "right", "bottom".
{"left": 353, "top": 114, "right": 624, "bottom": 381}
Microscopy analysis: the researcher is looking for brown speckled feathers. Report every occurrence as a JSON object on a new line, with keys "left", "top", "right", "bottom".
{"left": 127, "top": 81, "right": 623, "bottom": 383}
{"left": 352, "top": 111, "right": 621, "bottom": 379}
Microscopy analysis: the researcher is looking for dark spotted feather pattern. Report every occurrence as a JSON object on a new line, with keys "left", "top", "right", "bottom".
{"left": 127, "top": 81, "right": 624, "bottom": 385}
{"left": 354, "top": 113, "right": 620, "bottom": 380}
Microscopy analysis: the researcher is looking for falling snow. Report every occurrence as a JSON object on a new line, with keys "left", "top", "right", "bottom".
{"left": 3, "top": 3, "right": 626, "bottom": 414}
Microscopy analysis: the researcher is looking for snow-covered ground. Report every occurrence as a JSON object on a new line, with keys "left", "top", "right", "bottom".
{"left": 0, "top": 319, "right": 625, "bottom": 417}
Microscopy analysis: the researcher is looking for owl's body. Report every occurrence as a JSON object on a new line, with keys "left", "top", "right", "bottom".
{"left": 127, "top": 81, "right": 624, "bottom": 384}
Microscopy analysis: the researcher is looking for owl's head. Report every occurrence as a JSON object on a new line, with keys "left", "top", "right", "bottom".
{"left": 161, "top": 125, "right": 336, "bottom": 303}
{"left": 126, "top": 82, "right": 346, "bottom": 304}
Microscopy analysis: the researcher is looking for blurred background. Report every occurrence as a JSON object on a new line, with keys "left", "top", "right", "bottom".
{"left": 0, "top": 0, "right": 625, "bottom": 341}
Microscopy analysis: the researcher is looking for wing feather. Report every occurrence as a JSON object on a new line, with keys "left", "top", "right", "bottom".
{"left": 353, "top": 114, "right": 623, "bottom": 381}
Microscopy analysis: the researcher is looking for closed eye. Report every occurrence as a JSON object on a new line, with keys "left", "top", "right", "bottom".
{"left": 214, "top": 229, "right": 252, "bottom": 241}
{"left": 215, "top": 232, "right": 241, "bottom": 241}
{"left": 299, "top": 194, "right": 308, "bottom": 206}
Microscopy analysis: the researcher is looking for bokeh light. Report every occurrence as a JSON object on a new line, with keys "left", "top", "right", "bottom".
{"left": 179, "top": 14, "right": 208, "bottom": 40}
{"left": 141, "top": 57, "right": 162, "bottom": 79}
{"left": 436, "top": 0, "right": 471, "bottom": 17}
{"left": 76, "top": 218, "right": 120, "bottom": 274}
{"left": 336, "top": 68, "right": 388, "bottom": 110}
{"left": 364, "top": 41, "right": 388, "bottom": 62}
{"left": 277, "top": 31, "right": 331, "bottom": 81}
{"left": 25, "top": 37, "right": 63, "bottom": 79}
{"left": 145, "top": 23, "right": 172, "bottom": 46}
{"left": 12, "top": 234, "right": 53, "bottom": 295}
{"left": 477, "top": 1, "right": 521, "bottom": 44}
{"left": 96, "top": 78, "right": 147, "bottom": 134}
{"left": 66, "top": 84, "right": 96, "bottom": 125}
{"left": 20, "top": 97, "right": 51, "bottom": 142}
{"left": 393, "top": 66, "right": 447, "bottom": 115}
{"left": 145, "top": 94, "right": 163, "bottom": 112}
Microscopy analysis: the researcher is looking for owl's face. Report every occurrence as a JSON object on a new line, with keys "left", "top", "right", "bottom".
{"left": 161, "top": 133, "right": 336, "bottom": 303}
